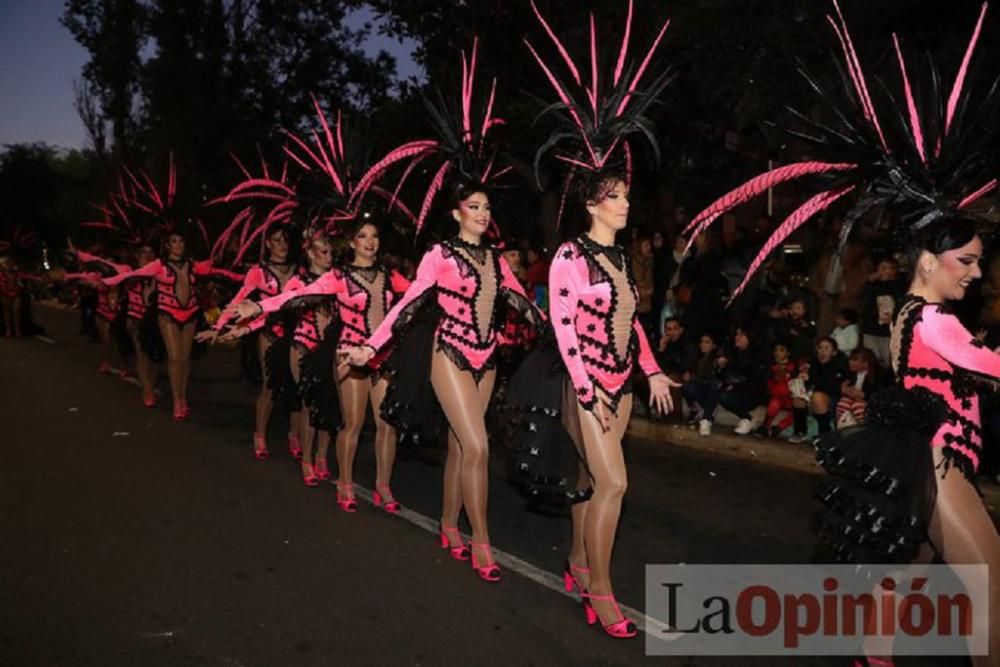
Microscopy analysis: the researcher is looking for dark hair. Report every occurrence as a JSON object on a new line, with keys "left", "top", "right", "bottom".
{"left": 904, "top": 218, "right": 978, "bottom": 269}
{"left": 699, "top": 331, "right": 718, "bottom": 345}
{"left": 837, "top": 307, "right": 858, "bottom": 324}
{"left": 663, "top": 316, "right": 682, "bottom": 327}
{"left": 449, "top": 181, "right": 489, "bottom": 209}
{"left": 773, "top": 339, "right": 790, "bottom": 352}
{"left": 817, "top": 336, "right": 838, "bottom": 351}
{"left": 877, "top": 255, "right": 900, "bottom": 268}
{"left": 849, "top": 346, "right": 875, "bottom": 366}
{"left": 576, "top": 167, "right": 627, "bottom": 207}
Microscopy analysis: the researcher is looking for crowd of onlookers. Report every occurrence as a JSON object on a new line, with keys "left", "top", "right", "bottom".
{"left": 496, "top": 215, "right": 1000, "bottom": 474}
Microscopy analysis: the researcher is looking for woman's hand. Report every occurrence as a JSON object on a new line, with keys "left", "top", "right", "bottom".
{"left": 338, "top": 345, "right": 375, "bottom": 368}
{"left": 594, "top": 400, "right": 612, "bottom": 433}
{"left": 194, "top": 329, "right": 220, "bottom": 344}
{"left": 218, "top": 326, "right": 250, "bottom": 343}
{"left": 226, "top": 300, "right": 262, "bottom": 321}
{"left": 649, "top": 373, "right": 679, "bottom": 416}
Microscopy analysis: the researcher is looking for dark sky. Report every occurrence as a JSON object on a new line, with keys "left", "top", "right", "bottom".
{"left": 0, "top": 1, "right": 422, "bottom": 150}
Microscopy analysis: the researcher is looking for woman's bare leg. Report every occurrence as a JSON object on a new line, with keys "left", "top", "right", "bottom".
{"left": 177, "top": 321, "right": 195, "bottom": 404}
{"left": 128, "top": 322, "right": 154, "bottom": 401}
{"left": 564, "top": 389, "right": 633, "bottom": 625}
{"left": 289, "top": 346, "right": 314, "bottom": 469}
{"left": 336, "top": 372, "right": 368, "bottom": 491}
{"left": 561, "top": 383, "right": 591, "bottom": 590}
{"left": 159, "top": 316, "right": 183, "bottom": 409}
{"left": 96, "top": 318, "right": 113, "bottom": 369}
{"left": 430, "top": 351, "right": 496, "bottom": 558}
{"left": 369, "top": 377, "right": 398, "bottom": 494}
{"left": 254, "top": 334, "right": 275, "bottom": 437}
{"left": 928, "top": 448, "right": 1000, "bottom": 667}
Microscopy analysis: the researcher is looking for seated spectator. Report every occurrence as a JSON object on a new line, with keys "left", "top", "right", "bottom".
{"left": 680, "top": 332, "right": 722, "bottom": 436}
{"left": 763, "top": 340, "right": 798, "bottom": 437}
{"left": 782, "top": 297, "right": 816, "bottom": 363}
{"left": 830, "top": 307, "right": 859, "bottom": 354}
{"left": 859, "top": 256, "right": 906, "bottom": 367}
{"left": 835, "top": 347, "right": 885, "bottom": 427}
{"left": 657, "top": 317, "right": 696, "bottom": 377}
{"left": 717, "top": 325, "right": 768, "bottom": 435}
{"left": 788, "top": 337, "right": 848, "bottom": 442}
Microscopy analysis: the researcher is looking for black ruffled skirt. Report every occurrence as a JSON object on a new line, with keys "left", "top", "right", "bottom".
{"left": 379, "top": 306, "right": 445, "bottom": 446}
{"left": 500, "top": 336, "right": 589, "bottom": 509}
{"left": 814, "top": 384, "right": 951, "bottom": 564}
{"left": 265, "top": 334, "right": 300, "bottom": 412}
{"left": 297, "top": 322, "right": 343, "bottom": 433}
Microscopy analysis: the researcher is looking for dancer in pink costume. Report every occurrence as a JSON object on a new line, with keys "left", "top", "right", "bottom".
{"left": 342, "top": 40, "right": 545, "bottom": 580}
{"left": 685, "top": 3, "right": 1000, "bottom": 664}
{"left": 204, "top": 226, "right": 298, "bottom": 460}
{"left": 505, "top": 0, "right": 676, "bottom": 638}
{"left": 101, "top": 158, "right": 242, "bottom": 420}
{"left": 229, "top": 221, "right": 411, "bottom": 510}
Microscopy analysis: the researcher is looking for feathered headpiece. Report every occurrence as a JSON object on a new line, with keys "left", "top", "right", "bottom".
{"left": 348, "top": 38, "right": 510, "bottom": 235}
{"left": 84, "top": 153, "right": 210, "bottom": 252}
{"left": 685, "top": 0, "right": 1000, "bottom": 302}
{"left": 526, "top": 0, "right": 674, "bottom": 225}
{"left": 213, "top": 96, "right": 418, "bottom": 261}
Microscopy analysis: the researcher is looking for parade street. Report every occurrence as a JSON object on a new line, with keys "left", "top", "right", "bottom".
{"left": 0, "top": 306, "right": 980, "bottom": 666}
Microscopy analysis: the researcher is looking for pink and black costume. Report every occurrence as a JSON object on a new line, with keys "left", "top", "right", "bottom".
{"left": 214, "top": 263, "right": 292, "bottom": 342}
{"left": 361, "top": 238, "right": 542, "bottom": 442}
{"left": 503, "top": 236, "right": 664, "bottom": 501}
{"left": 816, "top": 296, "right": 1000, "bottom": 562}
{"left": 104, "top": 259, "right": 241, "bottom": 325}
{"left": 250, "top": 268, "right": 343, "bottom": 432}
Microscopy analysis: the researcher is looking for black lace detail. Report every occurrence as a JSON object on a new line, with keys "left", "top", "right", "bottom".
{"left": 577, "top": 233, "right": 625, "bottom": 272}
{"left": 893, "top": 294, "right": 983, "bottom": 473}
{"left": 343, "top": 263, "right": 389, "bottom": 337}
{"left": 435, "top": 337, "right": 497, "bottom": 384}
{"left": 444, "top": 235, "right": 490, "bottom": 264}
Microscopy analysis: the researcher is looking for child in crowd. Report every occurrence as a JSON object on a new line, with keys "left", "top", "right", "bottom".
{"left": 835, "top": 347, "right": 884, "bottom": 427}
{"left": 784, "top": 298, "right": 816, "bottom": 363}
{"left": 763, "top": 341, "right": 797, "bottom": 437}
{"left": 789, "top": 337, "right": 848, "bottom": 442}
{"left": 829, "top": 308, "right": 859, "bottom": 354}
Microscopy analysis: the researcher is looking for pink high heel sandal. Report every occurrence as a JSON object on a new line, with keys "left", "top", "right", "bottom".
{"left": 314, "top": 457, "right": 331, "bottom": 480}
{"left": 562, "top": 559, "right": 590, "bottom": 593}
{"left": 372, "top": 486, "right": 401, "bottom": 514}
{"left": 252, "top": 434, "right": 269, "bottom": 460}
{"left": 581, "top": 592, "right": 637, "bottom": 638}
{"left": 468, "top": 542, "right": 501, "bottom": 583}
{"left": 287, "top": 434, "right": 302, "bottom": 459}
{"left": 335, "top": 482, "right": 357, "bottom": 512}
{"left": 301, "top": 462, "right": 319, "bottom": 487}
{"left": 439, "top": 524, "right": 470, "bottom": 561}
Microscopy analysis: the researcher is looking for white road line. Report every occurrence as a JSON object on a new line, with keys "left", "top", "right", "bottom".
{"left": 34, "top": 335, "right": 55, "bottom": 344}
{"left": 349, "top": 483, "right": 675, "bottom": 638}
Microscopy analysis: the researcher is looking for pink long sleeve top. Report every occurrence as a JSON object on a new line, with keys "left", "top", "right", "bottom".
{"left": 363, "top": 238, "right": 542, "bottom": 381}
{"left": 895, "top": 296, "right": 1000, "bottom": 474}
{"left": 548, "top": 235, "right": 663, "bottom": 412}
{"left": 76, "top": 250, "right": 150, "bottom": 322}
{"left": 213, "top": 262, "right": 293, "bottom": 337}
{"left": 104, "top": 259, "right": 243, "bottom": 325}
{"left": 252, "top": 264, "right": 412, "bottom": 350}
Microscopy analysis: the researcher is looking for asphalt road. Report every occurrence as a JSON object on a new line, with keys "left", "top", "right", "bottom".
{"left": 0, "top": 306, "right": 969, "bottom": 666}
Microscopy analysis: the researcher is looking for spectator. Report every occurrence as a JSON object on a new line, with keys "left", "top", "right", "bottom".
{"left": 650, "top": 230, "right": 674, "bottom": 335}
{"left": 677, "top": 232, "right": 728, "bottom": 337}
{"left": 633, "top": 236, "right": 655, "bottom": 338}
{"left": 859, "top": 256, "right": 906, "bottom": 366}
{"left": 680, "top": 332, "right": 722, "bottom": 436}
{"left": 789, "top": 337, "right": 848, "bottom": 442}
{"left": 835, "top": 347, "right": 885, "bottom": 428}
{"left": 657, "top": 316, "right": 696, "bottom": 377}
{"left": 781, "top": 297, "right": 816, "bottom": 363}
{"left": 524, "top": 247, "right": 549, "bottom": 290}
{"left": 718, "top": 325, "right": 768, "bottom": 435}
{"left": 830, "top": 307, "right": 860, "bottom": 354}
{"left": 763, "top": 340, "right": 797, "bottom": 437}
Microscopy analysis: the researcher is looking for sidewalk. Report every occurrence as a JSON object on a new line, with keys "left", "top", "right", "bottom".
{"left": 627, "top": 414, "right": 1000, "bottom": 510}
